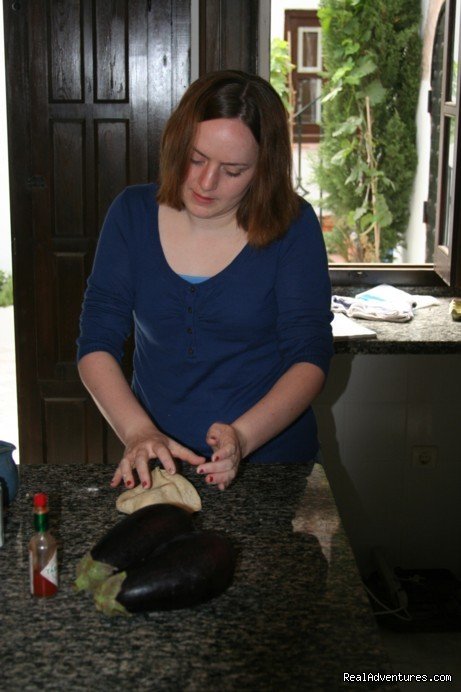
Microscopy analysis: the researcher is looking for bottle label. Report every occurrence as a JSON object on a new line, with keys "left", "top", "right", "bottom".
{"left": 29, "top": 549, "right": 58, "bottom": 596}
{"left": 41, "top": 551, "right": 58, "bottom": 586}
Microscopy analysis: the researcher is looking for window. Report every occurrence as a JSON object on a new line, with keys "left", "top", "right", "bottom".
{"left": 284, "top": 10, "right": 322, "bottom": 144}
{"left": 329, "top": 0, "right": 460, "bottom": 288}
{"left": 433, "top": 0, "right": 461, "bottom": 286}
{"left": 270, "top": 0, "right": 460, "bottom": 287}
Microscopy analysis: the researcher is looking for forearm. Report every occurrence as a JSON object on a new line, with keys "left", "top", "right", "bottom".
{"left": 231, "top": 362, "right": 325, "bottom": 458}
{"left": 78, "top": 351, "right": 157, "bottom": 444}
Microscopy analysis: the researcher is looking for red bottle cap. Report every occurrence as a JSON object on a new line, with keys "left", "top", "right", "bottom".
{"left": 33, "top": 492, "right": 48, "bottom": 508}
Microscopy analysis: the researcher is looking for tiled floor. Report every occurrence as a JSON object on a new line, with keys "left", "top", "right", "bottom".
{"left": 378, "top": 627, "right": 461, "bottom": 690}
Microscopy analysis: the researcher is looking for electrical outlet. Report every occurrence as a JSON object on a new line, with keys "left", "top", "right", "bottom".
{"left": 412, "top": 445, "right": 438, "bottom": 468}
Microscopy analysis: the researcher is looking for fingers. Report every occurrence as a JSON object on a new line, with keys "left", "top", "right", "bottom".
{"left": 155, "top": 445, "right": 177, "bottom": 476}
{"left": 197, "top": 463, "right": 236, "bottom": 490}
{"left": 110, "top": 447, "right": 151, "bottom": 489}
{"left": 199, "top": 423, "right": 242, "bottom": 490}
{"left": 110, "top": 435, "right": 204, "bottom": 489}
{"left": 205, "top": 425, "right": 240, "bottom": 465}
{"left": 206, "top": 422, "right": 224, "bottom": 452}
{"left": 109, "top": 424, "right": 235, "bottom": 492}
{"left": 170, "top": 442, "right": 206, "bottom": 468}
{"left": 110, "top": 467, "right": 123, "bottom": 488}
{"left": 110, "top": 456, "right": 137, "bottom": 489}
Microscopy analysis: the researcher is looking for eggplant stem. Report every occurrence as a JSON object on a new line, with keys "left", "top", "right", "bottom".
{"left": 74, "top": 553, "right": 115, "bottom": 593}
{"left": 93, "top": 572, "right": 130, "bottom": 616}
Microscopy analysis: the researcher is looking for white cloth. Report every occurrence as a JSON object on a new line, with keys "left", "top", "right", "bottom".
{"left": 331, "top": 295, "right": 413, "bottom": 322}
{"left": 332, "top": 284, "right": 440, "bottom": 323}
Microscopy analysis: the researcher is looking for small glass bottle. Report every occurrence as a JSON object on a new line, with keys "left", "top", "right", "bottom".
{"left": 29, "top": 492, "right": 58, "bottom": 597}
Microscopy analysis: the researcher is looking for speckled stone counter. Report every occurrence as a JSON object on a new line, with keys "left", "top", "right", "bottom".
{"left": 0, "top": 464, "right": 397, "bottom": 692}
{"left": 334, "top": 297, "right": 461, "bottom": 354}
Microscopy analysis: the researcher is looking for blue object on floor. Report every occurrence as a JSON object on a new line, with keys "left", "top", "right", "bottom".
{"left": 0, "top": 441, "right": 19, "bottom": 505}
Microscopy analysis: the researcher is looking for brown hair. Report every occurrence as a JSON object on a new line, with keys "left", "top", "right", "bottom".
{"left": 156, "top": 70, "right": 300, "bottom": 248}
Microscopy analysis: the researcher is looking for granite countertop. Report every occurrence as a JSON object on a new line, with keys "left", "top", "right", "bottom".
{"left": 0, "top": 463, "right": 397, "bottom": 692}
{"left": 333, "top": 297, "right": 461, "bottom": 354}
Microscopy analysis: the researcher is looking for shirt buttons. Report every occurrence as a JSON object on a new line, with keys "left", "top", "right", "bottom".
{"left": 185, "top": 284, "right": 196, "bottom": 356}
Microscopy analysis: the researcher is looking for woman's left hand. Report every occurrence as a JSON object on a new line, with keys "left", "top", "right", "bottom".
{"left": 195, "top": 422, "right": 244, "bottom": 490}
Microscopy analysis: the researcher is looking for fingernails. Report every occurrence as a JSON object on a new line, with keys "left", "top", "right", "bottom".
{"left": 214, "top": 455, "right": 220, "bottom": 462}
{"left": 208, "top": 476, "right": 214, "bottom": 483}
{"left": 198, "top": 467, "right": 205, "bottom": 474}
{"left": 142, "top": 481, "right": 148, "bottom": 488}
{"left": 126, "top": 480, "right": 133, "bottom": 487}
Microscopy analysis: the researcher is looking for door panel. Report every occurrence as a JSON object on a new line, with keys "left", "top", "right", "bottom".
{"left": 4, "top": 0, "right": 191, "bottom": 464}
{"left": 199, "top": 0, "right": 259, "bottom": 74}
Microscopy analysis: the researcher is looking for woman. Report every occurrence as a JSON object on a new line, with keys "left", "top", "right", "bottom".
{"left": 77, "top": 70, "right": 333, "bottom": 491}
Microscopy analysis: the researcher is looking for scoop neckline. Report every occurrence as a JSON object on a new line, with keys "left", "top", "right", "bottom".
{"left": 152, "top": 196, "right": 251, "bottom": 286}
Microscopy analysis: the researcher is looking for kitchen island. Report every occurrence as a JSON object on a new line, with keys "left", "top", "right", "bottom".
{"left": 0, "top": 463, "right": 397, "bottom": 691}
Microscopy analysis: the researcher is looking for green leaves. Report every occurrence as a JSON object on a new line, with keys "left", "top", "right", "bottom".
{"left": 331, "top": 59, "right": 355, "bottom": 84}
{"left": 333, "top": 115, "right": 362, "bottom": 137}
{"left": 328, "top": 55, "right": 377, "bottom": 89}
{"left": 270, "top": 38, "right": 294, "bottom": 111}
{"left": 315, "top": 0, "right": 421, "bottom": 261}
{"left": 342, "top": 39, "right": 360, "bottom": 57}
{"left": 350, "top": 56, "right": 377, "bottom": 81}
{"left": 331, "top": 146, "right": 354, "bottom": 165}
{"left": 360, "top": 79, "right": 386, "bottom": 105}
{"left": 0, "top": 270, "right": 13, "bottom": 307}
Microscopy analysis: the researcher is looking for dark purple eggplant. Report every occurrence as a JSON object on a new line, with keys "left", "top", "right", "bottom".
{"left": 75, "top": 503, "right": 195, "bottom": 593}
{"left": 94, "top": 530, "right": 236, "bottom": 616}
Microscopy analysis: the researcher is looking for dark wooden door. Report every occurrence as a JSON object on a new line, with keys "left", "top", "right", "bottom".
{"left": 199, "top": 0, "right": 259, "bottom": 74}
{"left": 4, "top": 0, "right": 190, "bottom": 465}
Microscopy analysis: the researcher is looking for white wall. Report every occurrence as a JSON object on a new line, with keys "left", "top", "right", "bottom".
{"left": 314, "top": 354, "right": 461, "bottom": 578}
{"left": 271, "top": 0, "right": 319, "bottom": 38}
{"left": 0, "top": 0, "right": 11, "bottom": 273}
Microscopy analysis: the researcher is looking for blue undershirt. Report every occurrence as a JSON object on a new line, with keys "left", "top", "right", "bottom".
{"left": 77, "top": 184, "right": 333, "bottom": 463}
{"left": 178, "top": 274, "right": 210, "bottom": 284}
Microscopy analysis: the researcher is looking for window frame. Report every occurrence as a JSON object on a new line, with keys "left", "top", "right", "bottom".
{"left": 329, "top": 264, "right": 445, "bottom": 288}
{"left": 433, "top": 0, "right": 461, "bottom": 287}
{"left": 296, "top": 26, "right": 322, "bottom": 73}
{"left": 328, "top": 0, "right": 460, "bottom": 290}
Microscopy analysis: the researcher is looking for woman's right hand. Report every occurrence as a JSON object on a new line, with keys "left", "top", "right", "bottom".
{"left": 110, "top": 426, "right": 206, "bottom": 489}
{"left": 77, "top": 353, "right": 205, "bottom": 491}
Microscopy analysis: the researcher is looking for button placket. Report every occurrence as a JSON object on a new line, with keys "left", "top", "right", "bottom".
{"left": 185, "top": 285, "right": 197, "bottom": 357}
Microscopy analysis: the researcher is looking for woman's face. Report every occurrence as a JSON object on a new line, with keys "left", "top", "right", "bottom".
{"left": 182, "top": 118, "right": 259, "bottom": 223}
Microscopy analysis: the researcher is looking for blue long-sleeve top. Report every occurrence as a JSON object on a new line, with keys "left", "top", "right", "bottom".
{"left": 77, "top": 184, "right": 333, "bottom": 463}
